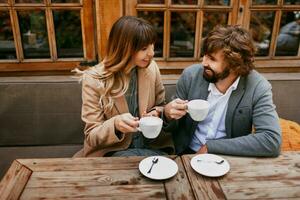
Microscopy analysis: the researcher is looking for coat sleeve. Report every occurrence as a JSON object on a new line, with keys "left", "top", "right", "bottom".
{"left": 81, "top": 73, "right": 124, "bottom": 148}
{"left": 206, "top": 80, "right": 282, "bottom": 157}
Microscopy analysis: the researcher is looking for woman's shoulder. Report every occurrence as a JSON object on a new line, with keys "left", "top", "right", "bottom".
{"left": 82, "top": 63, "right": 106, "bottom": 89}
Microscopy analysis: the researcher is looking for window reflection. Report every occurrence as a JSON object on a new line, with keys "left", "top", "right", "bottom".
{"left": 284, "top": 0, "right": 300, "bottom": 5}
{"left": 51, "top": 0, "right": 80, "bottom": 3}
{"left": 15, "top": 0, "right": 43, "bottom": 3}
{"left": 0, "top": 11, "right": 16, "bottom": 59}
{"left": 138, "top": 0, "right": 164, "bottom": 4}
{"left": 18, "top": 10, "right": 50, "bottom": 58}
{"left": 204, "top": 0, "right": 230, "bottom": 6}
{"left": 252, "top": 0, "right": 276, "bottom": 5}
{"left": 276, "top": 11, "right": 300, "bottom": 56}
{"left": 138, "top": 11, "right": 164, "bottom": 57}
{"left": 202, "top": 12, "right": 228, "bottom": 38}
{"left": 53, "top": 10, "right": 83, "bottom": 58}
{"left": 250, "top": 11, "right": 275, "bottom": 56}
{"left": 170, "top": 12, "right": 196, "bottom": 57}
{"left": 172, "top": 0, "right": 197, "bottom": 5}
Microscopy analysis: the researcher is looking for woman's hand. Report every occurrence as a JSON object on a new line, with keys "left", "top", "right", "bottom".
{"left": 115, "top": 113, "right": 139, "bottom": 133}
{"left": 142, "top": 107, "right": 163, "bottom": 118}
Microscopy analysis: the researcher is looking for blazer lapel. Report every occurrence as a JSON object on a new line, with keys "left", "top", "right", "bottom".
{"left": 225, "top": 76, "right": 246, "bottom": 138}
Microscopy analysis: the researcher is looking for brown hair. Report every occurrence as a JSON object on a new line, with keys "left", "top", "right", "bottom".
{"left": 202, "top": 25, "right": 256, "bottom": 76}
{"left": 89, "top": 16, "right": 156, "bottom": 112}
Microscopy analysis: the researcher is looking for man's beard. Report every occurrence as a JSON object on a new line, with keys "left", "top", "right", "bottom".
{"left": 203, "top": 65, "right": 230, "bottom": 83}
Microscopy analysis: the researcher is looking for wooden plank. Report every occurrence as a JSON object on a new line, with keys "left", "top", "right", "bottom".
{"left": 181, "top": 155, "right": 226, "bottom": 200}
{"left": 0, "top": 160, "right": 32, "bottom": 200}
{"left": 164, "top": 156, "right": 196, "bottom": 199}
{"left": 26, "top": 169, "right": 158, "bottom": 188}
{"left": 21, "top": 184, "right": 166, "bottom": 199}
{"left": 223, "top": 186, "right": 300, "bottom": 199}
{"left": 17, "top": 156, "right": 145, "bottom": 172}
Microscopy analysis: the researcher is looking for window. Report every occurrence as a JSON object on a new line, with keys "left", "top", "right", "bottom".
{"left": 0, "top": 0, "right": 95, "bottom": 72}
{"left": 125, "top": 0, "right": 300, "bottom": 74}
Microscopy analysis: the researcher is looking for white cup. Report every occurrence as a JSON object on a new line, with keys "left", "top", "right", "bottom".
{"left": 187, "top": 99, "right": 210, "bottom": 121}
{"left": 137, "top": 116, "right": 163, "bottom": 139}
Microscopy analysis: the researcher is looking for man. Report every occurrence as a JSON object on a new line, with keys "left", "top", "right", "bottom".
{"left": 164, "top": 25, "right": 281, "bottom": 157}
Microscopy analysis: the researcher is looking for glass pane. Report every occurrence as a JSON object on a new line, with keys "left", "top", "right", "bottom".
{"left": 170, "top": 12, "right": 196, "bottom": 57}
{"left": 252, "top": 0, "right": 277, "bottom": 5}
{"left": 275, "top": 11, "right": 300, "bottom": 56}
{"left": 15, "top": 0, "right": 43, "bottom": 3}
{"left": 172, "top": 0, "right": 197, "bottom": 5}
{"left": 51, "top": 0, "right": 80, "bottom": 3}
{"left": 138, "top": 0, "right": 164, "bottom": 4}
{"left": 284, "top": 0, "right": 300, "bottom": 5}
{"left": 138, "top": 11, "right": 164, "bottom": 57}
{"left": 202, "top": 12, "right": 228, "bottom": 38}
{"left": 204, "top": 0, "right": 230, "bottom": 6}
{"left": 0, "top": 0, "right": 7, "bottom": 3}
{"left": 250, "top": 12, "right": 275, "bottom": 56}
{"left": 0, "top": 11, "right": 16, "bottom": 59}
{"left": 18, "top": 10, "right": 50, "bottom": 58}
{"left": 53, "top": 10, "right": 83, "bottom": 58}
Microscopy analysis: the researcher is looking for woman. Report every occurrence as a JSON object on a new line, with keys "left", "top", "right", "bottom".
{"left": 74, "top": 16, "right": 174, "bottom": 157}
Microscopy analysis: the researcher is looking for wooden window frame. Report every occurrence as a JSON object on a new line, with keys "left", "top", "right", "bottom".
{"left": 0, "top": 0, "right": 95, "bottom": 72}
{"left": 124, "top": 0, "right": 300, "bottom": 74}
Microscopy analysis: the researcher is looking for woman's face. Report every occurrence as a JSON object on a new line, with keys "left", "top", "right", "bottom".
{"left": 131, "top": 44, "right": 155, "bottom": 68}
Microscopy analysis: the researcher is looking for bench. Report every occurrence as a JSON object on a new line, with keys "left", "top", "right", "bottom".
{"left": 0, "top": 73, "right": 300, "bottom": 178}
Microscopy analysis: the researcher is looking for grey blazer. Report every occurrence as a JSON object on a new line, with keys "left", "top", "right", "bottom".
{"left": 168, "top": 64, "right": 281, "bottom": 157}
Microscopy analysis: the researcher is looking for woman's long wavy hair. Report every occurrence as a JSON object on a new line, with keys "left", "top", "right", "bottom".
{"left": 202, "top": 25, "right": 256, "bottom": 76}
{"left": 89, "top": 16, "right": 156, "bottom": 113}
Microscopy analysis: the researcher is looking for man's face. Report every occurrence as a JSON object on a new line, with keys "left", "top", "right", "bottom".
{"left": 202, "top": 50, "right": 230, "bottom": 83}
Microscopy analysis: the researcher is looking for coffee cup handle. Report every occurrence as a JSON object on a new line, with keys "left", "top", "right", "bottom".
{"left": 136, "top": 126, "right": 141, "bottom": 132}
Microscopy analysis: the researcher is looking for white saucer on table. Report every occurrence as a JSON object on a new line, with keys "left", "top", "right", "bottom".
{"left": 190, "top": 154, "right": 230, "bottom": 177}
{"left": 139, "top": 156, "right": 178, "bottom": 180}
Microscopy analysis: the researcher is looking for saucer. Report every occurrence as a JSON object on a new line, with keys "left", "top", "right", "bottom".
{"left": 139, "top": 156, "right": 178, "bottom": 180}
{"left": 190, "top": 154, "right": 230, "bottom": 177}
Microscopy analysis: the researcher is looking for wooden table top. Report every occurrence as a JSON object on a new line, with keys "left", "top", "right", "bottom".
{"left": 0, "top": 156, "right": 194, "bottom": 200}
{"left": 1, "top": 152, "right": 299, "bottom": 200}
{"left": 182, "top": 151, "right": 300, "bottom": 200}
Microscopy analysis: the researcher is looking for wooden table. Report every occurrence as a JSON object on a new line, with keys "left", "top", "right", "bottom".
{"left": 182, "top": 152, "right": 300, "bottom": 199}
{"left": 1, "top": 152, "right": 300, "bottom": 200}
{"left": 0, "top": 156, "right": 194, "bottom": 199}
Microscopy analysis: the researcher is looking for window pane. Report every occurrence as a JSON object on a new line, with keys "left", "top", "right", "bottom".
{"left": 252, "top": 0, "right": 277, "bottom": 5}
{"left": 170, "top": 12, "right": 196, "bottom": 57}
{"left": 51, "top": 0, "right": 80, "bottom": 3}
{"left": 0, "top": 0, "right": 8, "bottom": 3}
{"left": 138, "top": 11, "right": 164, "bottom": 57}
{"left": 275, "top": 11, "right": 300, "bottom": 56}
{"left": 137, "top": 0, "right": 164, "bottom": 4}
{"left": 53, "top": 10, "right": 83, "bottom": 58}
{"left": 15, "top": 0, "right": 43, "bottom": 3}
{"left": 18, "top": 10, "right": 50, "bottom": 58}
{"left": 172, "top": 0, "right": 197, "bottom": 5}
{"left": 202, "top": 12, "right": 228, "bottom": 38}
{"left": 0, "top": 11, "right": 16, "bottom": 59}
{"left": 204, "top": 0, "right": 230, "bottom": 6}
{"left": 284, "top": 0, "right": 300, "bottom": 5}
{"left": 250, "top": 12, "right": 275, "bottom": 56}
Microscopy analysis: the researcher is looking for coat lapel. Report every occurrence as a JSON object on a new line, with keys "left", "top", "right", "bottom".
{"left": 138, "top": 67, "right": 150, "bottom": 117}
{"left": 225, "top": 76, "right": 246, "bottom": 138}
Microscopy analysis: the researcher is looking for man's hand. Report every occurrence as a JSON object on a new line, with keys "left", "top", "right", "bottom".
{"left": 115, "top": 113, "right": 139, "bottom": 133}
{"left": 197, "top": 144, "right": 208, "bottom": 154}
{"left": 164, "top": 98, "right": 188, "bottom": 121}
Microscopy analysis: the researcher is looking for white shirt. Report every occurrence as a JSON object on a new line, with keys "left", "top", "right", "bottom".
{"left": 189, "top": 77, "right": 240, "bottom": 152}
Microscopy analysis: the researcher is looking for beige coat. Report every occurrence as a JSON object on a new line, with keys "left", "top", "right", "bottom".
{"left": 74, "top": 61, "right": 174, "bottom": 157}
